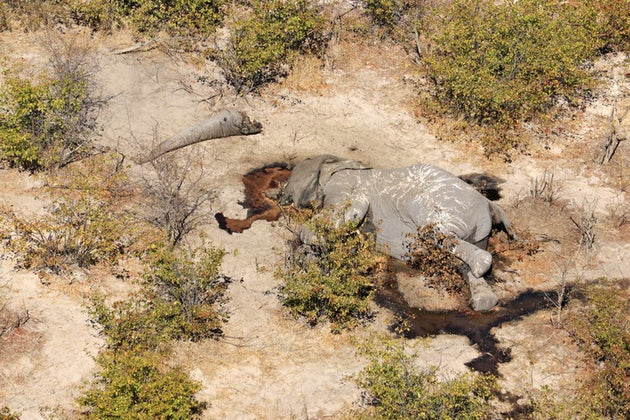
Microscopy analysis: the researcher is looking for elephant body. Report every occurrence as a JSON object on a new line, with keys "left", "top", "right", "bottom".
{"left": 281, "top": 155, "right": 517, "bottom": 311}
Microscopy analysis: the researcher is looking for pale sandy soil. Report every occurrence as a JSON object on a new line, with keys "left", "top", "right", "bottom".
{"left": 0, "top": 18, "right": 628, "bottom": 419}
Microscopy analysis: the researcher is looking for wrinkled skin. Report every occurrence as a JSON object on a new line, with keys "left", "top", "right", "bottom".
{"left": 280, "top": 155, "right": 517, "bottom": 311}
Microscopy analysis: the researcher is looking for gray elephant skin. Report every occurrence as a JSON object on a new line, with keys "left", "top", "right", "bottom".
{"left": 280, "top": 155, "right": 518, "bottom": 311}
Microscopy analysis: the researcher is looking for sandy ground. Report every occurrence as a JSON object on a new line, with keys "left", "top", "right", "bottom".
{"left": 0, "top": 21, "right": 628, "bottom": 419}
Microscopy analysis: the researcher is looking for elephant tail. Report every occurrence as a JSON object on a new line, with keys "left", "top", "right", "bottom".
{"left": 489, "top": 201, "right": 518, "bottom": 240}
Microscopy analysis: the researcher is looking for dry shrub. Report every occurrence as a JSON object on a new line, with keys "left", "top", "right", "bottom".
{"left": 534, "top": 279, "right": 630, "bottom": 418}
{"left": 529, "top": 170, "right": 560, "bottom": 203}
{"left": 0, "top": 297, "right": 29, "bottom": 339}
{"left": 3, "top": 154, "right": 133, "bottom": 273}
{"left": 140, "top": 152, "right": 215, "bottom": 246}
{"left": 279, "top": 55, "right": 327, "bottom": 93}
{"left": 405, "top": 224, "right": 465, "bottom": 294}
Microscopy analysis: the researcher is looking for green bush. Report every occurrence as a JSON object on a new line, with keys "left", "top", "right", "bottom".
{"left": 422, "top": 0, "right": 597, "bottom": 131}
{"left": 363, "top": 0, "right": 421, "bottom": 32}
{"left": 143, "top": 243, "right": 230, "bottom": 341}
{"left": 530, "top": 280, "right": 630, "bottom": 419}
{"left": 0, "top": 0, "right": 223, "bottom": 35}
{"left": 278, "top": 212, "right": 380, "bottom": 331}
{"left": 113, "top": 0, "right": 224, "bottom": 37}
{"left": 592, "top": 0, "right": 630, "bottom": 52}
{"left": 567, "top": 280, "right": 630, "bottom": 418}
{"left": 355, "top": 335, "right": 497, "bottom": 419}
{"left": 217, "top": 0, "right": 327, "bottom": 92}
{"left": 79, "top": 348, "right": 206, "bottom": 419}
{"left": 0, "top": 64, "right": 103, "bottom": 170}
{"left": 7, "top": 193, "right": 131, "bottom": 273}
{"left": 68, "top": 0, "right": 120, "bottom": 31}
{"left": 88, "top": 293, "right": 182, "bottom": 351}
{"left": 88, "top": 243, "right": 229, "bottom": 348}
{"left": 364, "top": 0, "right": 397, "bottom": 28}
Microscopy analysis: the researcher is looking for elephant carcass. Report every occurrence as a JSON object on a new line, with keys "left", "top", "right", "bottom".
{"left": 279, "top": 155, "right": 517, "bottom": 311}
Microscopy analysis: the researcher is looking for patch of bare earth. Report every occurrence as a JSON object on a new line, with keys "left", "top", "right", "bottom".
{"left": 0, "top": 18, "right": 628, "bottom": 418}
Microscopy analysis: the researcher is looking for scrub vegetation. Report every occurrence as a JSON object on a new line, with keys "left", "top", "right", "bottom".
{"left": 0, "top": 0, "right": 628, "bottom": 417}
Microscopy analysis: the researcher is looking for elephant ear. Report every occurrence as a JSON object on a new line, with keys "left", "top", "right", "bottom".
{"left": 318, "top": 158, "right": 367, "bottom": 187}
{"left": 280, "top": 155, "right": 370, "bottom": 208}
{"left": 280, "top": 155, "right": 339, "bottom": 208}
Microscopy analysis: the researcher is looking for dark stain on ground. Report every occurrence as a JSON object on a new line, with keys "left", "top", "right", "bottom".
{"left": 374, "top": 273, "right": 561, "bottom": 375}
{"left": 215, "top": 163, "right": 291, "bottom": 233}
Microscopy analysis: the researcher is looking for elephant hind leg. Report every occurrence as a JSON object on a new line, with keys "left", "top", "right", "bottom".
{"left": 451, "top": 239, "right": 492, "bottom": 278}
{"left": 466, "top": 271, "right": 499, "bottom": 311}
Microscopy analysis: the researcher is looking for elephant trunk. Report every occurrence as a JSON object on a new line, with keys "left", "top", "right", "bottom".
{"left": 137, "top": 109, "right": 262, "bottom": 164}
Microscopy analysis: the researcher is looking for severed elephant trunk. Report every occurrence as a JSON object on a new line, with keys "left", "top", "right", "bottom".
{"left": 137, "top": 109, "right": 262, "bottom": 164}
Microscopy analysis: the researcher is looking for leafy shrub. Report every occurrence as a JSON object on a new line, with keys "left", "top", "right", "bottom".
{"left": 423, "top": 0, "right": 597, "bottom": 130}
{"left": 364, "top": 0, "right": 397, "bottom": 28}
{"left": 7, "top": 193, "right": 131, "bottom": 273}
{"left": 88, "top": 243, "right": 229, "bottom": 347}
{"left": 217, "top": 0, "right": 327, "bottom": 92}
{"left": 0, "top": 54, "right": 104, "bottom": 170}
{"left": 355, "top": 335, "right": 497, "bottom": 419}
{"left": 79, "top": 348, "right": 206, "bottom": 419}
{"left": 113, "top": 0, "right": 224, "bottom": 37}
{"left": 405, "top": 224, "right": 465, "bottom": 294}
{"left": 88, "top": 293, "right": 182, "bottom": 351}
{"left": 68, "top": 0, "right": 120, "bottom": 31}
{"left": 363, "top": 0, "right": 420, "bottom": 31}
{"left": 278, "top": 212, "right": 381, "bottom": 331}
{"left": 567, "top": 280, "right": 630, "bottom": 418}
{"left": 143, "top": 243, "right": 230, "bottom": 341}
{"left": 592, "top": 0, "right": 630, "bottom": 52}
{"left": 0, "top": 406, "right": 20, "bottom": 420}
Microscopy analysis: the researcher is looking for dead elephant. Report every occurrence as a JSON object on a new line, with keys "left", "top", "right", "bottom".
{"left": 280, "top": 155, "right": 518, "bottom": 311}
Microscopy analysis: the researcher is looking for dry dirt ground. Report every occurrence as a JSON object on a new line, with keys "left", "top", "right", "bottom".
{"left": 0, "top": 22, "right": 629, "bottom": 419}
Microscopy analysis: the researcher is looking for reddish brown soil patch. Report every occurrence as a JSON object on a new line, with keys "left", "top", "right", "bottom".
{"left": 215, "top": 164, "right": 291, "bottom": 233}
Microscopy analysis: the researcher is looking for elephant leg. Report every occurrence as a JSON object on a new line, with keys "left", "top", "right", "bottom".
{"left": 451, "top": 239, "right": 492, "bottom": 278}
{"left": 466, "top": 271, "right": 499, "bottom": 311}
{"left": 335, "top": 194, "right": 370, "bottom": 227}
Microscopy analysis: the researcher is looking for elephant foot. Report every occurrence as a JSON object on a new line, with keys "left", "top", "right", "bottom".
{"left": 452, "top": 241, "right": 493, "bottom": 278}
{"left": 467, "top": 274, "right": 498, "bottom": 311}
{"left": 470, "top": 249, "right": 493, "bottom": 278}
